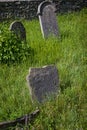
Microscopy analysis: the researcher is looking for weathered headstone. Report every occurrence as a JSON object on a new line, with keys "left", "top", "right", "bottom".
{"left": 37, "top": 1, "right": 59, "bottom": 38}
{"left": 26, "top": 65, "right": 59, "bottom": 103}
{"left": 9, "top": 21, "right": 26, "bottom": 41}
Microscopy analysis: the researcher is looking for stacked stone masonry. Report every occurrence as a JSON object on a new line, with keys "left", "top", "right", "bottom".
{"left": 0, "top": 0, "right": 87, "bottom": 20}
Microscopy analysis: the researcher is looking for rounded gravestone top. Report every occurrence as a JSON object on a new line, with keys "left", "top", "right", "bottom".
{"left": 37, "top": 1, "right": 59, "bottom": 38}
{"left": 9, "top": 21, "right": 26, "bottom": 41}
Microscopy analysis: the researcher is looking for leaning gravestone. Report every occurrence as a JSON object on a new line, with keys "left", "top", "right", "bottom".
{"left": 9, "top": 21, "right": 26, "bottom": 41}
{"left": 26, "top": 65, "right": 59, "bottom": 103}
{"left": 37, "top": 1, "right": 59, "bottom": 38}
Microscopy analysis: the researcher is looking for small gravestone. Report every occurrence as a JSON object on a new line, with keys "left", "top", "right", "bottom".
{"left": 9, "top": 21, "right": 26, "bottom": 41}
{"left": 37, "top": 1, "right": 59, "bottom": 38}
{"left": 26, "top": 65, "right": 59, "bottom": 103}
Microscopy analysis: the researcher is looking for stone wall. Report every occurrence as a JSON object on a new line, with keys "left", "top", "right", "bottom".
{"left": 55, "top": 0, "right": 87, "bottom": 13}
{"left": 0, "top": 0, "right": 43, "bottom": 20}
{"left": 0, "top": 0, "right": 87, "bottom": 21}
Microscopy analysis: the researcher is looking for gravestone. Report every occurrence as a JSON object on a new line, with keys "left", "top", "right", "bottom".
{"left": 26, "top": 65, "right": 59, "bottom": 103}
{"left": 37, "top": 1, "right": 59, "bottom": 38}
{"left": 9, "top": 21, "right": 26, "bottom": 41}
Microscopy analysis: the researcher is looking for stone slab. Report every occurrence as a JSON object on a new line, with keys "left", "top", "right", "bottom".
{"left": 37, "top": 1, "right": 59, "bottom": 38}
{"left": 26, "top": 65, "right": 59, "bottom": 103}
{"left": 9, "top": 21, "right": 26, "bottom": 41}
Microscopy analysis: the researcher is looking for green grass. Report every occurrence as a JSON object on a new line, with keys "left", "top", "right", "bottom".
{"left": 0, "top": 8, "right": 87, "bottom": 130}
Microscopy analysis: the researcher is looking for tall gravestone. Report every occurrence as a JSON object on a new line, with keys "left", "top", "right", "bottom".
{"left": 9, "top": 21, "right": 26, "bottom": 41}
{"left": 37, "top": 1, "right": 59, "bottom": 38}
{"left": 26, "top": 65, "right": 59, "bottom": 103}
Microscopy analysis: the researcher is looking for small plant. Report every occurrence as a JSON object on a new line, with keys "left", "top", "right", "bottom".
{"left": 0, "top": 26, "right": 31, "bottom": 64}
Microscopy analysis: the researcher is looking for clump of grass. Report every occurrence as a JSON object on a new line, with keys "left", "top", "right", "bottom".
{"left": 31, "top": 86, "right": 87, "bottom": 130}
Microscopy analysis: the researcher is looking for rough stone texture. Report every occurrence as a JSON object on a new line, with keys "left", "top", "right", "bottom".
{"left": 38, "top": 1, "right": 59, "bottom": 38}
{"left": 0, "top": 0, "right": 44, "bottom": 21}
{"left": 0, "top": 0, "right": 87, "bottom": 21}
{"left": 26, "top": 65, "right": 59, "bottom": 103}
{"left": 9, "top": 21, "right": 26, "bottom": 41}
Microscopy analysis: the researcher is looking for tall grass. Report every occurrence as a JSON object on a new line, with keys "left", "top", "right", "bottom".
{"left": 0, "top": 9, "right": 87, "bottom": 129}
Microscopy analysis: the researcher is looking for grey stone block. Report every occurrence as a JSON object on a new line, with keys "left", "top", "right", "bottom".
{"left": 26, "top": 65, "right": 59, "bottom": 103}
